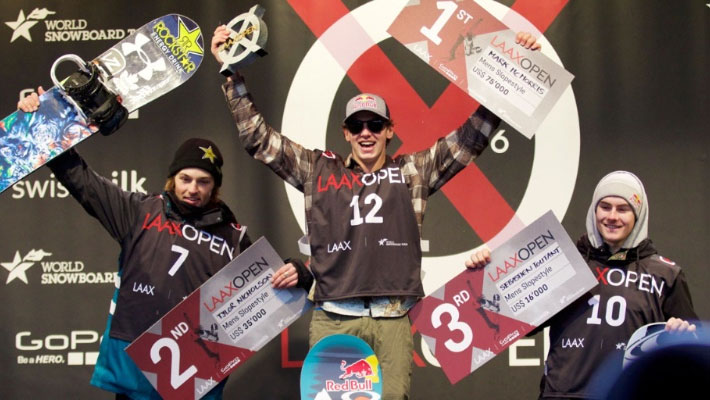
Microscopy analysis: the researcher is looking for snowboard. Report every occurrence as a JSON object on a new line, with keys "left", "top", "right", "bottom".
{"left": 623, "top": 322, "right": 698, "bottom": 369}
{"left": 300, "top": 334, "right": 383, "bottom": 400}
{"left": 0, "top": 14, "right": 204, "bottom": 194}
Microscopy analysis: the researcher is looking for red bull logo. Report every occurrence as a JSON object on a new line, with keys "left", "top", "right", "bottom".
{"left": 353, "top": 95, "right": 378, "bottom": 110}
{"left": 629, "top": 193, "right": 642, "bottom": 208}
{"left": 356, "top": 95, "right": 375, "bottom": 102}
{"left": 325, "top": 379, "right": 374, "bottom": 392}
{"left": 339, "top": 358, "right": 373, "bottom": 379}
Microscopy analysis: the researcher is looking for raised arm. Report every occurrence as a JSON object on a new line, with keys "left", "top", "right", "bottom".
{"left": 212, "top": 25, "right": 315, "bottom": 192}
{"left": 18, "top": 88, "right": 143, "bottom": 243}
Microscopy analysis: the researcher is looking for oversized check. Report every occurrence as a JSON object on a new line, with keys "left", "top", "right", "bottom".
{"left": 409, "top": 211, "right": 597, "bottom": 384}
{"left": 126, "top": 237, "right": 312, "bottom": 400}
{"left": 388, "top": 0, "right": 574, "bottom": 138}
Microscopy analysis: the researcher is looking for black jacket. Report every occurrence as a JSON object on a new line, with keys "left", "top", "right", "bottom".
{"left": 49, "top": 149, "right": 251, "bottom": 341}
{"left": 539, "top": 235, "right": 697, "bottom": 398}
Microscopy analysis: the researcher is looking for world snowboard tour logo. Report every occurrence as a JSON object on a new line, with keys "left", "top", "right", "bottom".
{"left": 5, "top": 7, "right": 131, "bottom": 43}
{"left": 4, "top": 8, "right": 54, "bottom": 42}
{"left": 1, "top": 249, "right": 116, "bottom": 285}
{"left": 1, "top": 249, "right": 51, "bottom": 284}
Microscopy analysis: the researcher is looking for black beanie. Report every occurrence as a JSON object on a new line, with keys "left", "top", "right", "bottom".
{"left": 168, "top": 138, "right": 224, "bottom": 187}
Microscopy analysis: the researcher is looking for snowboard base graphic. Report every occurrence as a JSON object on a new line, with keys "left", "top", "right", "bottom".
{"left": 301, "top": 334, "right": 383, "bottom": 400}
{"left": 0, "top": 14, "right": 204, "bottom": 194}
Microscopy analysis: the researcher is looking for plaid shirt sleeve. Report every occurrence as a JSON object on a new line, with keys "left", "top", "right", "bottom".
{"left": 405, "top": 106, "right": 498, "bottom": 194}
{"left": 221, "top": 77, "right": 314, "bottom": 192}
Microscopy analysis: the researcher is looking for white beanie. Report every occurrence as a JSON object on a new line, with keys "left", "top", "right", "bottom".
{"left": 585, "top": 171, "right": 649, "bottom": 250}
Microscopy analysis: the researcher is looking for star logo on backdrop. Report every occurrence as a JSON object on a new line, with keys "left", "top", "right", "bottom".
{"left": 5, "top": 8, "right": 55, "bottom": 43}
{"left": 1, "top": 249, "right": 52, "bottom": 284}
{"left": 200, "top": 146, "right": 217, "bottom": 163}
{"left": 177, "top": 17, "right": 203, "bottom": 56}
{"left": 616, "top": 342, "right": 627, "bottom": 350}
{"left": 5, "top": 10, "right": 37, "bottom": 42}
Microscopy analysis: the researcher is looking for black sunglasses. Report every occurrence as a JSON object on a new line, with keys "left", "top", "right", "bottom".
{"left": 345, "top": 119, "right": 387, "bottom": 134}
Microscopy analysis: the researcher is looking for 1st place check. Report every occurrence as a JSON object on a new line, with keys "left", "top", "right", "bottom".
{"left": 126, "top": 237, "right": 312, "bottom": 400}
{"left": 409, "top": 211, "right": 597, "bottom": 384}
{"left": 388, "top": 0, "right": 574, "bottom": 138}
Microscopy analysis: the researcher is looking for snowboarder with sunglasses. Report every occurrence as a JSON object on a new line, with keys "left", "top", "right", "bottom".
{"left": 212, "top": 26, "right": 540, "bottom": 399}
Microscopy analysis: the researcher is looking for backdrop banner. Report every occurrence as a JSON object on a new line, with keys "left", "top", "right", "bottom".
{"left": 1, "top": 1, "right": 707, "bottom": 399}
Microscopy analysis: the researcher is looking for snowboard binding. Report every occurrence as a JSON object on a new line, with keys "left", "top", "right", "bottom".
{"left": 51, "top": 54, "right": 128, "bottom": 136}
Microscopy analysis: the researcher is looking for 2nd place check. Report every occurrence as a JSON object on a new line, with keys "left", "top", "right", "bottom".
{"left": 126, "top": 238, "right": 311, "bottom": 400}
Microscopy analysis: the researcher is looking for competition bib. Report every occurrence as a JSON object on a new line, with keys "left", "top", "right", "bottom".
{"left": 309, "top": 154, "right": 422, "bottom": 300}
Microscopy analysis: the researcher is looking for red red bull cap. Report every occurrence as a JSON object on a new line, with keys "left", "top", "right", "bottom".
{"left": 344, "top": 93, "right": 390, "bottom": 122}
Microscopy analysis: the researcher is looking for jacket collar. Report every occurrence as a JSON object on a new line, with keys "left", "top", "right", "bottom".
{"left": 163, "top": 191, "right": 234, "bottom": 229}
